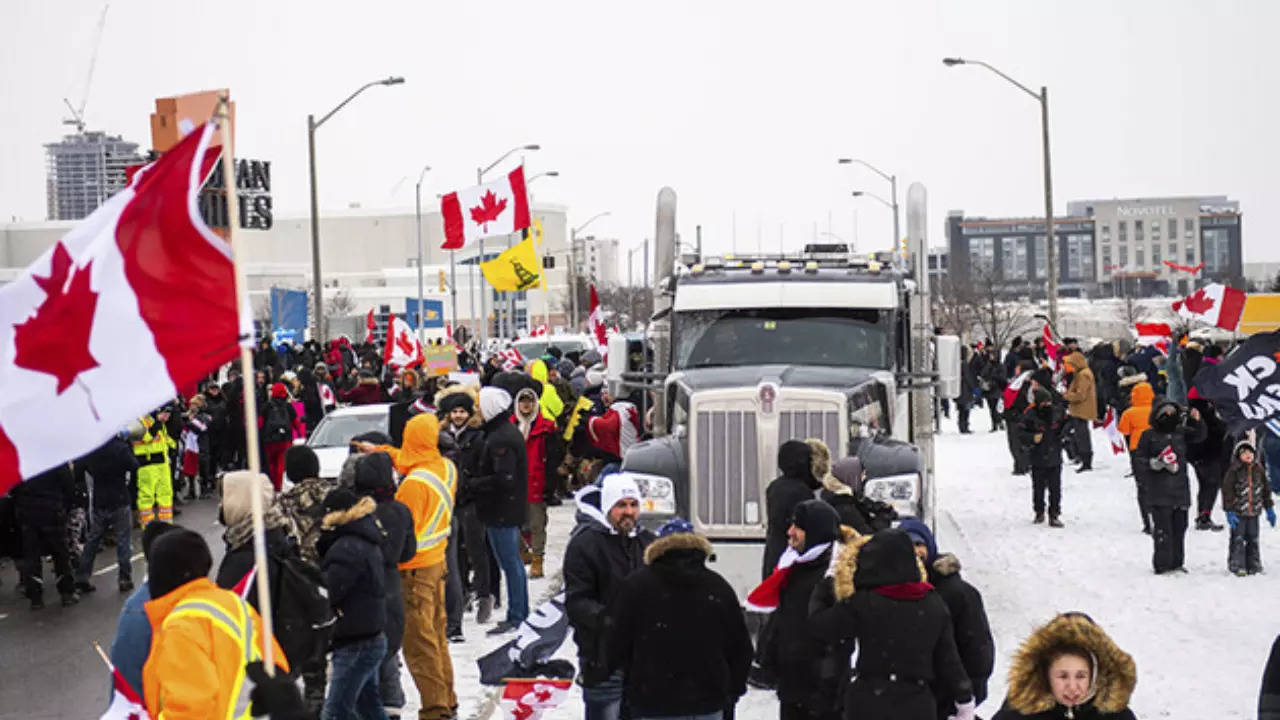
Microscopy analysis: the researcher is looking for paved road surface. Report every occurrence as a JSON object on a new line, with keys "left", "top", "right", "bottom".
{"left": 0, "top": 496, "right": 224, "bottom": 719}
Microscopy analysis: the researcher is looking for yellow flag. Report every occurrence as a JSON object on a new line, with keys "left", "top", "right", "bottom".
{"left": 481, "top": 237, "right": 542, "bottom": 291}
{"left": 523, "top": 217, "right": 545, "bottom": 247}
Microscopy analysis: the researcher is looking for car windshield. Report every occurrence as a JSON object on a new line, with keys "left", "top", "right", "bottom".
{"left": 512, "top": 339, "right": 588, "bottom": 359}
{"left": 308, "top": 413, "right": 388, "bottom": 448}
{"left": 673, "top": 307, "right": 893, "bottom": 369}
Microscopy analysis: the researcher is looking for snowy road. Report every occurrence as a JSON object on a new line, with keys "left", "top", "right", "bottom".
{"left": 419, "top": 415, "right": 1276, "bottom": 719}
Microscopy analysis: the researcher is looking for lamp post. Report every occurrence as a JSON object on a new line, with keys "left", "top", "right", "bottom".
{"left": 413, "top": 163, "right": 432, "bottom": 343}
{"left": 526, "top": 170, "right": 559, "bottom": 332}
{"left": 477, "top": 144, "right": 539, "bottom": 343}
{"left": 307, "top": 75, "right": 404, "bottom": 341}
{"left": 569, "top": 211, "right": 611, "bottom": 329}
{"left": 837, "top": 158, "right": 898, "bottom": 259}
{"left": 943, "top": 57, "right": 1057, "bottom": 325}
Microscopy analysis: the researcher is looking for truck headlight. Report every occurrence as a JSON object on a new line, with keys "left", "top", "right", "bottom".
{"left": 629, "top": 472, "right": 677, "bottom": 515}
{"left": 863, "top": 473, "right": 920, "bottom": 518}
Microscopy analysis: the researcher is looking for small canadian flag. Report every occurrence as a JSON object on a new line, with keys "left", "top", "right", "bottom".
{"left": 384, "top": 313, "right": 424, "bottom": 370}
{"left": 100, "top": 661, "right": 151, "bottom": 719}
{"left": 588, "top": 284, "right": 607, "bottom": 357}
{"left": 499, "top": 679, "right": 571, "bottom": 720}
{"left": 440, "top": 167, "right": 531, "bottom": 250}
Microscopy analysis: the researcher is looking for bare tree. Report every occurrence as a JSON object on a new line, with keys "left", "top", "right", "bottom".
{"left": 931, "top": 274, "right": 978, "bottom": 342}
{"left": 324, "top": 290, "right": 356, "bottom": 320}
{"left": 969, "top": 267, "right": 1036, "bottom": 350}
{"left": 596, "top": 284, "right": 655, "bottom": 332}
{"left": 1115, "top": 293, "right": 1151, "bottom": 328}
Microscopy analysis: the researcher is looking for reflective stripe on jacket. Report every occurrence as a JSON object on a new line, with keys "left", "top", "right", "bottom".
{"left": 396, "top": 462, "right": 457, "bottom": 569}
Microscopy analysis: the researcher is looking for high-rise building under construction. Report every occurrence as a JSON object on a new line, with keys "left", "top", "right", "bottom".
{"left": 44, "top": 131, "right": 144, "bottom": 220}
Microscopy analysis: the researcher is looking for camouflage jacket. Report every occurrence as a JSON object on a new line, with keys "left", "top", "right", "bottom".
{"left": 276, "top": 477, "right": 337, "bottom": 564}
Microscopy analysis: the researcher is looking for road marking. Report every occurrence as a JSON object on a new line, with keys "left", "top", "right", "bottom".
{"left": 93, "top": 552, "right": 145, "bottom": 577}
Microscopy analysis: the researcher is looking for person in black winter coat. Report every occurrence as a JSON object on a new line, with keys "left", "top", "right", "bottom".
{"left": 316, "top": 488, "right": 388, "bottom": 720}
{"left": 353, "top": 452, "right": 416, "bottom": 712}
{"left": 75, "top": 436, "right": 140, "bottom": 593}
{"left": 563, "top": 473, "right": 655, "bottom": 719}
{"left": 1018, "top": 389, "right": 1069, "bottom": 527}
{"left": 957, "top": 345, "right": 980, "bottom": 434}
{"left": 437, "top": 384, "right": 495, "bottom": 630}
{"left": 15, "top": 464, "right": 78, "bottom": 608}
{"left": 1186, "top": 392, "right": 1229, "bottom": 531}
{"left": 763, "top": 440, "right": 820, "bottom": 579}
{"left": 980, "top": 347, "right": 1008, "bottom": 431}
{"left": 809, "top": 528, "right": 975, "bottom": 720}
{"left": 899, "top": 518, "right": 995, "bottom": 719}
{"left": 761, "top": 499, "right": 846, "bottom": 720}
{"left": 471, "top": 386, "right": 531, "bottom": 633}
{"left": 605, "top": 518, "right": 753, "bottom": 720}
{"left": 1135, "top": 400, "right": 1206, "bottom": 574}
{"left": 1005, "top": 358, "right": 1038, "bottom": 475}
{"left": 1089, "top": 343, "right": 1121, "bottom": 420}
{"left": 1261, "top": 634, "right": 1280, "bottom": 720}
{"left": 809, "top": 439, "right": 873, "bottom": 535}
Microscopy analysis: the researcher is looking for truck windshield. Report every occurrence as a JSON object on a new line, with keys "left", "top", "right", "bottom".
{"left": 673, "top": 307, "right": 893, "bottom": 369}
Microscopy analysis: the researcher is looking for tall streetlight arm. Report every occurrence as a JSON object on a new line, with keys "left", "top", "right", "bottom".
{"left": 573, "top": 211, "right": 611, "bottom": 235}
{"left": 837, "top": 157, "right": 893, "bottom": 183}
{"left": 315, "top": 76, "right": 405, "bottom": 129}
{"left": 942, "top": 58, "right": 1039, "bottom": 101}
{"left": 851, "top": 190, "right": 893, "bottom": 210}
{"left": 481, "top": 144, "right": 540, "bottom": 179}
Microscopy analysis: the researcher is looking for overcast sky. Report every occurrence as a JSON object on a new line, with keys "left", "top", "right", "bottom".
{"left": 2, "top": 0, "right": 1277, "bottom": 263}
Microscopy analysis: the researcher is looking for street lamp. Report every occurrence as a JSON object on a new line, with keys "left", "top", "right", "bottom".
{"left": 476, "top": 144, "right": 539, "bottom": 343}
{"left": 525, "top": 170, "right": 559, "bottom": 331}
{"left": 414, "top": 163, "right": 432, "bottom": 343}
{"left": 307, "top": 75, "right": 404, "bottom": 341}
{"left": 837, "top": 158, "right": 899, "bottom": 258}
{"left": 527, "top": 170, "right": 559, "bottom": 186}
{"left": 570, "top": 211, "right": 611, "bottom": 329}
{"left": 942, "top": 56, "right": 1058, "bottom": 325}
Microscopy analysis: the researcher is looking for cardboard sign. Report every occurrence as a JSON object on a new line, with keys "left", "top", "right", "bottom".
{"left": 422, "top": 345, "right": 458, "bottom": 377}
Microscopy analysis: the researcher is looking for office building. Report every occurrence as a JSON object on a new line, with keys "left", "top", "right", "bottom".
{"left": 44, "top": 131, "right": 145, "bottom": 220}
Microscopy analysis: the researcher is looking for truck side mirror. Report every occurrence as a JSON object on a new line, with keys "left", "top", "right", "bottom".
{"left": 935, "top": 335, "right": 962, "bottom": 398}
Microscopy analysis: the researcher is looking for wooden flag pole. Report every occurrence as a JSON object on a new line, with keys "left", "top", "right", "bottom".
{"left": 215, "top": 94, "right": 276, "bottom": 676}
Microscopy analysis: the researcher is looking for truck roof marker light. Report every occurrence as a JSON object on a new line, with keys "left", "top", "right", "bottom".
{"left": 690, "top": 263, "right": 706, "bottom": 275}
{"left": 750, "top": 261, "right": 765, "bottom": 274}
{"left": 705, "top": 256, "right": 724, "bottom": 268}
{"left": 724, "top": 253, "right": 736, "bottom": 260}
{"left": 867, "top": 260, "right": 882, "bottom": 273}
{"left": 777, "top": 261, "right": 793, "bottom": 274}
{"left": 804, "top": 261, "right": 819, "bottom": 273}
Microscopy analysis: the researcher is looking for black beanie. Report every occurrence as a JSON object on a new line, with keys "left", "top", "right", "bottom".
{"left": 322, "top": 488, "right": 362, "bottom": 515}
{"left": 791, "top": 499, "right": 840, "bottom": 550}
{"left": 438, "top": 391, "right": 475, "bottom": 415}
{"left": 778, "top": 440, "right": 814, "bottom": 480}
{"left": 140, "top": 520, "right": 178, "bottom": 561}
{"left": 148, "top": 528, "right": 213, "bottom": 599}
{"left": 285, "top": 445, "right": 320, "bottom": 482}
{"left": 852, "top": 529, "right": 921, "bottom": 590}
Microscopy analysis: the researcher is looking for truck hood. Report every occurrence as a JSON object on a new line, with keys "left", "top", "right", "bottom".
{"left": 669, "top": 364, "right": 879, "bottom": 393}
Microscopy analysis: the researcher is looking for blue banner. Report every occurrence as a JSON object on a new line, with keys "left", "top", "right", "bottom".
{"left": 405, "top": 297, "right": 445, "bottom": 329}
{"left": 270, "top": 287, "right": 308, "bottom": 334}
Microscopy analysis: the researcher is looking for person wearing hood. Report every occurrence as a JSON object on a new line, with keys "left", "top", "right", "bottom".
{"left": 1061, "top": 351, "right": 1098, "bottom": 472}
{"left": 991, "top": 613, "right": 1136, "bottom": 720}
{"left": 469, "top": 386, "right": 531, "bottom": 635}
{"left": 564, "top": 472, "right": 655, "bottom": 720}
{"left": 262, "top": 382, "right": 299, "bottom": 490}
{"left": 437, "top": 384, "right": 497, "bottom": 630}
{"left": 353, "top": 452, "right": 417, "bottom": 714}
{"left": 810, "top": 439, "right": 873, "bottom": 535}
{"left": 808, "top": 528, "right": 974, "bottom": 720}
{"left": 513, "top": 387, "right": 556, "bottom": 579}
{"left": 1018, "top": 388, "right": 1069, "bottom": 527}
{"left": 754, "top": 499, "right": 848, "bottom": 720}
{"left": 316, "top": 488, "right": 389, "bottom": 719}
{"left": 899, "top": 519, "right": 995, "bottom": 719}
{"left": 340, "top": 368, "right": 386, "bottom": 406}
{"left": 763, "top": 441, "right": 821, "bottom": 578}
{"left": 527, "top": 359, "right": 566, "bottom": 423}
{"left": 829, "top": 456, "right": 898, "bottom": 532}
{"left": 1117, "top": 381, "right": 1156, "bottom": 533}
{"left": 605, "top": 517, "right": 753, "bottom": 720}
{"left": 1221, "top": 440, "right": 1275, "bottom": 576}
{"left": 1114, "top": 368, "right": 1148, "bottom": 415}
{"left": 215, "top": 471, "right": 296, "bottom": 611}
{"left": 354, "top": 413, "right": 458, "bottom": 720}
{"left": 1135, "top": 400, "right": 1206, "bottom": 574}
{"left": 1186, "top": 391, "right": 1229, "bottom": 532}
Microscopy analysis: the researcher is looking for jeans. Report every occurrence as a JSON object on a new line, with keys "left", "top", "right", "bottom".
{"left": 1031, "top": 466, "right": 1062, "bottom": 517}
{"left": 1229, "top": 515, "right": 1263, "bottom": 573}
{"left": 582, "top": 671, "right": 625, "bottom": 720}
{"left": 77, "top": 505, "right": 133, "bottom": 584}
{"left": 323, "top": 634, "right": 388, "bottom": 720}
{"left": 445, "top": 515, "right": 464, "bottom": 635}
{"left": 487, "top": 525, "right": 529, "bottom": 624}
{"left": 1151, "top": 505, "right": 1189, "bottom": 573}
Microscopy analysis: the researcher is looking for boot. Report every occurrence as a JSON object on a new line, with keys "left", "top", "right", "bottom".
{"left": 1049, "top": 515, "right": 1065, "bottom": 528}
{"left": 1033, "top": 512, "right": 1045, "bottom": 524}
{"left": 520, "top": 547, "right": 533, "bottom": 565}
{"left": 476, "top": 594, "right": 495, "bottom": 624}
{"left": 61, "top": 592, "right": 79, "bottom": 607}
{"left": 530, "top": 554, "right": 544, "bottom": 579}
{"left": 1196, "top": 513, "right": 1224, "bottom": 532}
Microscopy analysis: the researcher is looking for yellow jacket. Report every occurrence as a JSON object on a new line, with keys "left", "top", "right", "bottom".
{"left": 143, "top": 578, "right": 287, "bottom": 720}
{"left": 528, "top": 359, "right": 565, "bottom": 422}
{"left": 133, "top": 416, "right": 176, "bottom": 461}
{"left": 382, "top": 414, "right": 458, "bottom": 569}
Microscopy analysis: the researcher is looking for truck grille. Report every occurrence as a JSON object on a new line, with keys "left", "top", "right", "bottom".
{"left": 778, "top": 410, "right": 842, "bottom": 453}
{"left": 694, "top": 410, "right": 759, "bottom": 526}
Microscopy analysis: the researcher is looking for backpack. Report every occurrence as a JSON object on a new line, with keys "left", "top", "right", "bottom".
{"left": 264, "top": 401, "right": 292, "bottom": 443}
{"left": 268, "top": 552, "right": 336, "bottom": 670}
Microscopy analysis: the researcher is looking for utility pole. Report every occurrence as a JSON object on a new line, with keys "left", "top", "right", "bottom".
{"left": 1040, "top": 85, "right": 1058, "bottom": 325}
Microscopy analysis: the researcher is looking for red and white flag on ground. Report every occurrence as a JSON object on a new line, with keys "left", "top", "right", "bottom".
{"left": 384, "top": 313, "right": 424, "bottom": 370}
{"left": 1041, "top": 322, "right": 1061, "bottom": 371}
{"left": 100, "top": 662, "right": 151, "bottom": 719}
{"left": 499, "top": 679, "right": 572, "bottom": 720}
{"left": 365, "top": 309, "right": 377, "bottom": 343}
{"left": 0, "top": 122, "right": 247, "bottom": 497}
{"left": 440, "top": 167, "right": 531, "bottom": 250}
{"left": 1100, "top": 406, "right": 1127, "bottom": 455}
{"left": 1172, "top": 283, "right": 1246, "bottom": 331}
{"left": 588, "top": 284, "right": 607, "bottom": 356}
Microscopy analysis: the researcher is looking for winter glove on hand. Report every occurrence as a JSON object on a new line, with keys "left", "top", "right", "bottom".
{"left": 1033, "top": 433, "right": 1043, "bottom": 444}
{"left": 1149, "top": 457, "right": 1164, "bottom": 472}
{"left": 948, "top": 698, "right": 977, "bottom": 720}
{"left": 1227, "top": 512, "right": 1240, "bottom": 531}
{"left": 246, "top": 661, "right": 307, "bottom": 719}
{"left": 1268, "top": 507, "right": 1277, "bottom": 528}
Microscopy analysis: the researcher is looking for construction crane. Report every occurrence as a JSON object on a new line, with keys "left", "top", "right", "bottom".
{"left": 62, "top": 3, "right": 110, "bottom": 134}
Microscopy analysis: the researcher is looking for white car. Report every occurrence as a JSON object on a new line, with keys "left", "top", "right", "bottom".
{"left": 303, "top": 403, "right": 391, "bottom": 481}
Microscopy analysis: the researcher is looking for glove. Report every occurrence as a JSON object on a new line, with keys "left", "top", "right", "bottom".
{"left": 1033, "top": 433, "right": 1043, "bottom": 444}
{"left": 1227, "top": 512, "right": 1240, "bottom": 531}
{"left": 246, "top": 661, "right": 308, "bottom": 720}
{"left": 948, "top": 698, "right": 977, "bottom": 720}
{"left": 1268, "top": 507, "right": 1277, "bottom": 528}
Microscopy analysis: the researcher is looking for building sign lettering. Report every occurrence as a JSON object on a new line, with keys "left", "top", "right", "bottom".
{"left": 200, "top": 158, "right": 273, "bottom": 230}
{"left": 1117, "top": 205, "right": 1175, "bottom": 217}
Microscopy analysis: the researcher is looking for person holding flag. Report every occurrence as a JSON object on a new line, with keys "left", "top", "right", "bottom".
{"left": 1135, "top": 400, "right": 1206, "bottom": 574}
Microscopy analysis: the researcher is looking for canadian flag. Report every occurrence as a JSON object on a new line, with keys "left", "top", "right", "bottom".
{"left": 529, "top": 324, "right": 548, "bottom": 338}
{"left": 1100, "top": 406, "right": 1127, "bottom": 455}
{"left": 365, "top": 308, "right": 376, "bottom": 344}
{"left": 588, "top": 284, "right": 607, "bottom": 355}
{"left": 1041, "top": 322, "right": 1061, "bottom": 372}
{"left": 499, "top": 679, "right": 571, "bottom": 720}
{"left": 1172, "top": 283, "right": 1246, "bottom": 331}
{"left": 1003, "top": 369, "right": 1033, "bottom": 413}
{"left": 440, "top": 167, "right": 531, "bottom": 250}
{"left": 99, "top": 662, "right": 151, "bottom": 719}
{"left": 498, "top": 347, "right": 526, "bottom": 371}
{"left": 383, "top": 313, "right": 424, "bottom": 370}
{"left": 0, "top": 122, "right": 245, "bottom": 496}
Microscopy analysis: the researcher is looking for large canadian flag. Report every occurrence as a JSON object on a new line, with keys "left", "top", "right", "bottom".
{"left": 0, "top": 121, "right": 246, "bottom": 496}
{"left": 440, "top": 167, "right": 531, "bottom": 250}
{"left": 384, "top": 313, "right": 424, "bottom": 370}
{"left": 1172, "top": 282, "right": 1246, "bottom": 331}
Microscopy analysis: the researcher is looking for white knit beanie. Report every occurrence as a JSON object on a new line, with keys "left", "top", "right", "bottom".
{"left": 479, "top": 386, "right": 513, "bottom": 422}
{"left": 585, "top": 363, "right": 607, "bottom": 388}
{"left": 601, "top": 472, "right": 642, "bottom": 514}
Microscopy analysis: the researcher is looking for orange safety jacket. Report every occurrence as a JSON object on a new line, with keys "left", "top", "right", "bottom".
{"left": 395, "top": 462, "right": 458, "bottom": 569}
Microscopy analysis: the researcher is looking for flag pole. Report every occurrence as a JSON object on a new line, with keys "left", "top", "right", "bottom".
{"left": 215, "top": 94, "right": 276, "bottom": 676}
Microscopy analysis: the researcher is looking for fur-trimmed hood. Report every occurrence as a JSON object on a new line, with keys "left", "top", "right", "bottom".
{"left": 806, "top": 438, "right": 852, "bottom": 496}
{"left": 322, "top": 495, "right": 378, "bottom": 530}
{"left": 643, "top": 532, "right": 713, "bottom": 565}
{"left": 1117, "top": 372, "right": 1148, "bottom": 389}
{"left": 831, "top": 527, "right": 927, "bottom": 601}
{"left": 1005, "top": 613, "right": 1137, "bottom": 715}
{"left": 932, "top": 552, "right": 962, "bottom": 578}
{"left": 435, "top": 384, "right": 483, "bottom": 429}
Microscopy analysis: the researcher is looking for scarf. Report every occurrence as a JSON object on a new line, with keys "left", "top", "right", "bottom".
{"left": 871, "top": 581, "right": 934, "bottom": 600}
{"left": 745, "top": 541, "right": 832, "bottom": 613}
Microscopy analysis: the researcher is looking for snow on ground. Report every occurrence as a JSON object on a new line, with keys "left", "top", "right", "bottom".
{"left": 410, "top": 413, "right": 1277, "bottom": 719}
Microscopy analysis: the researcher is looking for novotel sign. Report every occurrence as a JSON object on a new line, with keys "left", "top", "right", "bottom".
{"left": 1117, "top": 205, "right": 1176, "bottom": 217}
